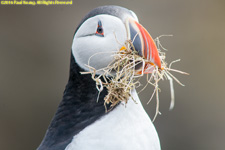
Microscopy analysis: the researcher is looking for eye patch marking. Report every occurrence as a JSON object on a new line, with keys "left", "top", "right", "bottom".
{"left": 95, "top": 20, "right": 104, "bottom": 37}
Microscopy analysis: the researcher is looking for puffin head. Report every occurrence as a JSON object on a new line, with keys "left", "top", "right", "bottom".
{"left": 72, "top": 5, "right": 161, "bottom": 74}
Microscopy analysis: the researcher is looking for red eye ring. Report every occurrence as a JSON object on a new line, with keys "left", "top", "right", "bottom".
{"left": 95, "top": 21, "right": 104, "bottom": 37}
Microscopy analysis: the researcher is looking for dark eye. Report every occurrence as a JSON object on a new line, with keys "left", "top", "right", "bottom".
{"left": 95, "top": 21, "right": 104, "bottom": 37}
{"left": 97, "top": 27, "right": 103, "bottom": 34}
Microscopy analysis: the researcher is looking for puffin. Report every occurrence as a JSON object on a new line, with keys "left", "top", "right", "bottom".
{"left": 37, "top": 5, "right": 161, "bottom": 150}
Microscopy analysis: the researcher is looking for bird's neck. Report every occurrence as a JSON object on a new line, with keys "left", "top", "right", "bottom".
{"left": 38, "top": 54, "right": 111, "bottom": 150}
{"left": 65, "top": 90, "right": 161, "bottom": 150}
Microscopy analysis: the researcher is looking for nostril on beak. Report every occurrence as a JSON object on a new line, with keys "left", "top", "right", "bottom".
{"left": 128, "top": 22, "right": 143, "bottom": 56}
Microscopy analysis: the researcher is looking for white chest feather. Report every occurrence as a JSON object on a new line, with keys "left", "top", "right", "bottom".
{"left": 65, "top": 90, "right": 161, "bottom": 150}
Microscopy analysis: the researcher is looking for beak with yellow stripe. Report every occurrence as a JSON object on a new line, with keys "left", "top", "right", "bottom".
{"left": 125, "top": 18, "right": 162, "bottom": 74}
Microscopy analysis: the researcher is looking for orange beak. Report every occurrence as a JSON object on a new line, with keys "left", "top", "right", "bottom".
{"left": 126, "top": 18, "right": 161, "bottom": 74}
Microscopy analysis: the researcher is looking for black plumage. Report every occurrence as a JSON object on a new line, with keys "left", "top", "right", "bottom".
{"left": 38, "top": 54, "right": 109, "bottom": 150}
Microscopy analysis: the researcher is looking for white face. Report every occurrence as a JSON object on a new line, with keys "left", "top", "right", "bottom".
{"left": 72, "top": 15, "right": 127, "bottom": 73}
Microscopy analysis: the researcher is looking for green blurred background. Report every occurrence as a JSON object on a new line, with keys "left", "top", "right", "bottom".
{"left": 0, "top": 0, "right": 225, "bottom": 149}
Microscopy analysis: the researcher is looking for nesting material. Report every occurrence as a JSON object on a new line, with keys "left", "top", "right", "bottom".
{"left": 81, "top": 36, "right": 188, "bottom": 121}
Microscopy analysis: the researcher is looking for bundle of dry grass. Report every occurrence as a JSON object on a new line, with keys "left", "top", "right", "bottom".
{"left": 81, "top": 36, "right": 188, "bottom": 121}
